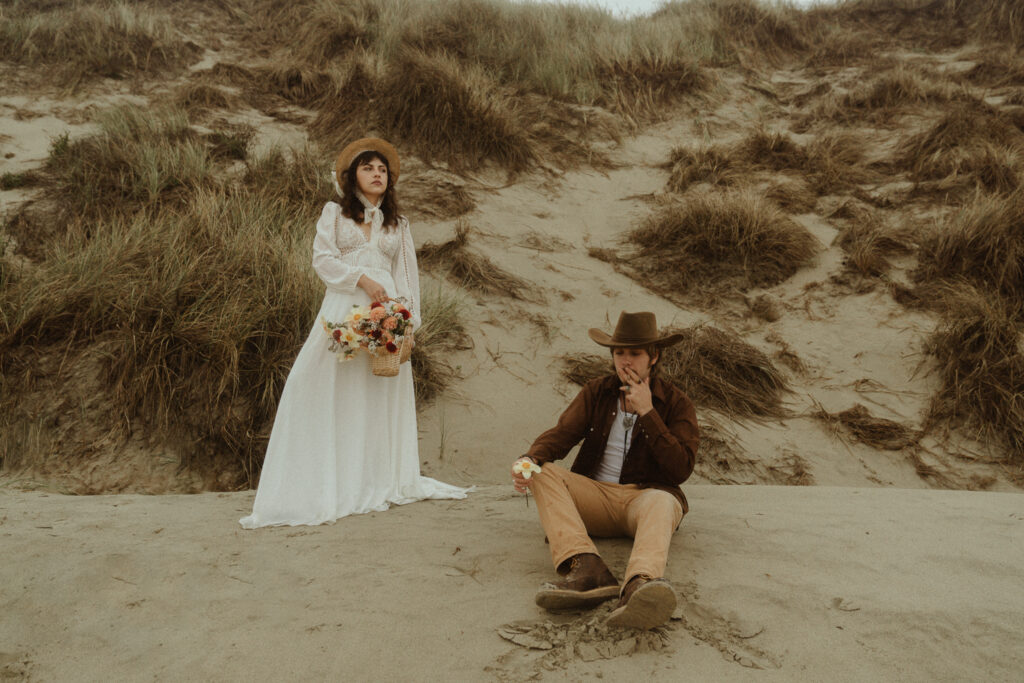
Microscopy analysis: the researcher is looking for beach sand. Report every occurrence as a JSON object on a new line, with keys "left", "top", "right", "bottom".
{"left": 2, "top": 485, "right": 1022, "bottom": 681}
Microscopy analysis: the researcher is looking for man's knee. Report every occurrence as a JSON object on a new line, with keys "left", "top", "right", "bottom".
{"left": 634, "top": 489, "right": 683, "bottom": 525}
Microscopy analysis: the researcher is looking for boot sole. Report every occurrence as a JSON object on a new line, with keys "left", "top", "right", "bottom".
{"left": 604, "top": 580, "right": 676, "bottom": 629}
{"left": 535, "top": 584, "right": 620, "bottom": 611}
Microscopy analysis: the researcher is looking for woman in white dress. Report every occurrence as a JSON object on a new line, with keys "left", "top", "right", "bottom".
{"left": 240, "top": 138, "right": 469, "bottom": 528}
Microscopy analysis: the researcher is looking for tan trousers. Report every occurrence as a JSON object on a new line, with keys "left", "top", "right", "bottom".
{"left": 530, "top": 463, "right": 684, "bottom": 583}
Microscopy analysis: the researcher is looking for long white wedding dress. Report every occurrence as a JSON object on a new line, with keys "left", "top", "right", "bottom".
{"left": 240, "top": 201, "right": 469, "bottom": 528}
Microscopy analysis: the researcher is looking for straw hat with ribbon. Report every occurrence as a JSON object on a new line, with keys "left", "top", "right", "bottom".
{"left": 588, "top": 312, "right": 683, "bottom": 348}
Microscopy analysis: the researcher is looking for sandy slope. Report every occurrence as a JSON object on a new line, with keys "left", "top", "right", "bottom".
{"left": 2, "top": 485, "right": 1022, "bottom": 681}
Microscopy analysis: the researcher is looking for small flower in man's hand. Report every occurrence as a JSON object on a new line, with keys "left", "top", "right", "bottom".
{"left": 512, "top": 460, "right": 542, "bottom": 479}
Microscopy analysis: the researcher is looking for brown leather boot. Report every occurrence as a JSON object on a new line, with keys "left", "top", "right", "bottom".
{"left": 604, "top": 574, "right": 676, "bottom": 629}
{"left": 534, "top": 553, "right": 620, "bottom": 611}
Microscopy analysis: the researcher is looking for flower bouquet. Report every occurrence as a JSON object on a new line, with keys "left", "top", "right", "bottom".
{"left": 323, "top": 299, "right": 414, "bottom": 377}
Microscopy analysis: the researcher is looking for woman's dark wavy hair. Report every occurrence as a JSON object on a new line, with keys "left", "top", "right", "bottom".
{"left": 339, "top": 150, "right": 401, "bottom": 229}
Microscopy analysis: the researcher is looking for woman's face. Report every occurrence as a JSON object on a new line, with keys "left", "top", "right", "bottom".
{"left": 354, "top": 155, "right": 388, "bottom": 203}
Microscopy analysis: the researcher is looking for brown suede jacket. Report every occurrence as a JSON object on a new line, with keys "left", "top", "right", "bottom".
{"left": 525, "top": 375, "right": 699, "bottom": 513}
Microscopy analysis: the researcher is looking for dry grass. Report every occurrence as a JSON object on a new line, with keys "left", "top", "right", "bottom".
{"left": 813, "top": 402, "right": 918, "bottom": 450}
{"left": 695, "top": 414, "right": 813, "bottom": 485}
{"left": 0, "top": 189, "right": 321, "bottom": 488}
{"left": 833, "top": 205, "right": 916, "bottom": 276}
{"left": 0, "top": 1, "right": 200, "bottom": 89}
{"left": 616, "top": 189, "right": 818, "bottom": 304}
{"left": 561, "top": 323, "right": 790, "bottom": 420}
{"left": 897, "top": 104, "right": 1024, "bottom": 194}
{"left": 400, "top": 171, "right": 477, "bottom": 220}
{"left": 923, "top": 286, "right": 1024, "bottom": 464}
{"left": 44, "top": 106, "right": 216, "bottom": 219}
{"left": 960, "top": 51, "right": 1024, "bottom": 88}
{"left": 667, "top": 129, "right": 876, "bottom": 196}
{"left": 0, "top": 103, "right": 469, "bottom": 487}
{"left": 174, "top": 83, "right": 240, "bottom": 113}
{"left": 702, "top": 0, "right": 809, "bottom": 58}
{"left": 417, "top": 220, "right": 540, "bottom": 302}
{"left": 411, "top": 283, "right": 469, "bottom": 405}
{"left": 765, "top": 178, "right": 817, "bottom": 213}
{"left": 913, "top": 189, "right": 1024, "bottom": 308}
{"left": 800, "top": 64, "right": 971, "bottom": 128}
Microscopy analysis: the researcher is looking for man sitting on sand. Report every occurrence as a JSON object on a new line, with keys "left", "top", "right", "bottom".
{"left": 511, "top": 311, "right": 699, "bottom": 630}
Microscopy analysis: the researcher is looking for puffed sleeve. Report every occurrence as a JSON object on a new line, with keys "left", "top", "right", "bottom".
{"left": 391, "top": 217, "right": 422, "bottom": 329}
{"left": 312, "top": 202, "right": 364, "bottom": 293}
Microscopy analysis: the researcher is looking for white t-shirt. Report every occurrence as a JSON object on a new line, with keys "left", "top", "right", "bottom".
{"left": 593, "top": 406, "right": 637, "bottom": 483}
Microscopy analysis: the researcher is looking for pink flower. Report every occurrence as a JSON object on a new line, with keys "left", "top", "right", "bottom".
{"left": 382, "top": 317, "right": 397, "bottom": 330}
{"left": 369, "top": 307, "right": 387, "bottom": 322}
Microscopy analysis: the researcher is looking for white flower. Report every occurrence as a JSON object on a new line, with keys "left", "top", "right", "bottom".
{"left": 512, "top": 459, "right": 542, "bottom": 479}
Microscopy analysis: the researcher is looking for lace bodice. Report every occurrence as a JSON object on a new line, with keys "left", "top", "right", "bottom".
{"left": 311, "top": 202, "right": 421, "bottom": 327}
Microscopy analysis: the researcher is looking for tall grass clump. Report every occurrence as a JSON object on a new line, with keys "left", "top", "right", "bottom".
{"left": 700, "top": 0, "right": 808, "bottom": 58}
{"left": 0, "top": 188, "right": 320, "bottom": 486}
{"left": 914, "top": 190, "right": 1024, "bottom": 309}
{"left": 924, "top": 285, "right": 1024, "bottom": 464}
{"left": 897, "top": 104, "right": 1024, "bottom": 192}
{"left": 0, "top": 1, "right": 199, "bottom": 89}
{"left": 378, "top": 49, "right": 537, "bottom": 172}
{"left": 802, "top": 64, "right": 968, "bottom": 127}
{"left": 417, "top": 220, "right": 541, "bottom": 302}
{"left": 45, "top": 105, "right": 215, "bottom": 218}
{"left": 834, "top": 205, "right": 916, "bottom": 276}
{"left": 261, "top": 0, "right": 718, "bottom": 103}
{"left": 618, "top": 189, "right": 818, "bottom": 301}
{"left": 411, "top": 283, "right": 469, "bottom": 405}
{"left": 243, "top": 145, "right": 334, "bottom": 214}
{"left": 561, "top": 323, "right": 790, "bottom": 419}
{"left": 667, "top": 130, "right": 875, "bottom": 196}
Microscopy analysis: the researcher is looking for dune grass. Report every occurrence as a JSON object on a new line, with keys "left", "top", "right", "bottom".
{"left": 799, "top": 64, "right": 971, "bottom": 129}
{"left": 561, "top": 323, "right": 790, "bottom": 420}
{"left": 610, "top": 189, "right": 819, "bottom": 303}
{"left": 417, "top": 220, "right": 541, "bottom": 302}
{"left": 0, "top": 1, "right": 199, "bottom": 89}
{"left": 812, "top": 402, "right": 918, "bottom": 450}
{"left": 897, "top": 104, "right": 1024, "bottom": 194}
{"left": 411, "top": 283, "right": 470, "bottom": 405}
{"left": 923, "top": 286, "right": 1024, "bottom": 465}
{"left": 667, "top": 129, "right": 876, "bottom": 196}
{"left": 913, "top": 189, "right": 1024, "bottom": 309}
{"left": 44, "top": 105, "right": 216, "bottom": 219}
{"left": 0, "top": 188, "right": 320, "bottom": 487}
{"left": 833, "top": 205, "right": 916, "bottom": 276}
{"left": 0, "top": 103, "right": 467, "bottom": 486}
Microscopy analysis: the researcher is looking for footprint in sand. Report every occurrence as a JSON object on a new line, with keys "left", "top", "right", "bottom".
{"left": 674, "top": 597, "right": 779, "bottom": 670}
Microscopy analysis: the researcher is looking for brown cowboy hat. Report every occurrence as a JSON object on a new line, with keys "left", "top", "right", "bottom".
{"left": 588, "top": 311, "right": 683, "bottom": 348}
{"left": 335, "top": 137, "right": 401, "bottom": 185}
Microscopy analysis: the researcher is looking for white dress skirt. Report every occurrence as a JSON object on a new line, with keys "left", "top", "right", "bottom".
{"left": 240, "top": 202, "right": 469, "bottom": 528}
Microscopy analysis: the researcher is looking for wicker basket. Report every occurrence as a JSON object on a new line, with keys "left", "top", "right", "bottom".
{"left": 370, "top": 335, "right": 412, "bottom": 377}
